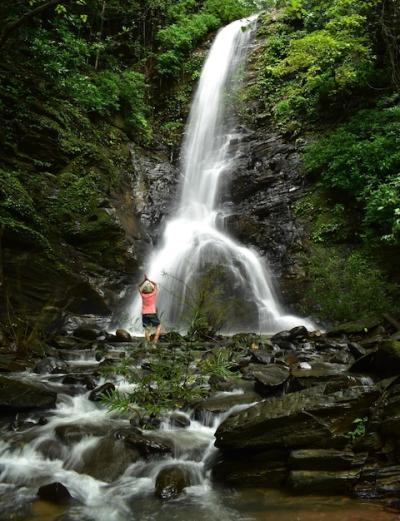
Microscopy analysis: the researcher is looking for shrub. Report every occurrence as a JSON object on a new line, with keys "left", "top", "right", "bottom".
{"left": 302, "top": 245, "right": 396, "bottom": 322}
{"left": 304, "top": 102, "right": 400, "bottom": 245}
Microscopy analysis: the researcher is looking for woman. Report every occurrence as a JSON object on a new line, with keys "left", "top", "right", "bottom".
{"left": 138, "top": 274, "right": 161, "bottom": 343}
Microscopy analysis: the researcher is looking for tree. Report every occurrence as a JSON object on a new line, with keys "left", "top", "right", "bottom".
{"left": 0, "top": 0, "right": 74, "bottom": 49}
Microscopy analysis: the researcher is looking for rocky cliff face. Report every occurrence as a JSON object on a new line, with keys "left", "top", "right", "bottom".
{"left": 0, "top": 129, "right": 179, "bottom": 332}
{"left": 223, "top": 124, "right": 308, "bottom": 308}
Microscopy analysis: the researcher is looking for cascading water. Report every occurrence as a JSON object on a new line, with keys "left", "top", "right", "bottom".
{"left": 124, "top": 16, "right": 313, "bottom": 334}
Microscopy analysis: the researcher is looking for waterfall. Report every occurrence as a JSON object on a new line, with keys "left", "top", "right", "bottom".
{"left": 125, "top": 15, "right": 313, "bottom": 334}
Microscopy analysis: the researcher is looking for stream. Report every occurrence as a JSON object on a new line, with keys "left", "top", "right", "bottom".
{"left": 0, "top": 342, "right": 398, "bottom": 521}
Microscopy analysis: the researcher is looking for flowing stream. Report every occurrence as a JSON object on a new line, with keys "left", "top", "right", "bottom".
{"left": 0, "top": 345, "right": 397, "bottom": 521}
{"left": 124, "top": 16, "right": 313, "bottom": 335}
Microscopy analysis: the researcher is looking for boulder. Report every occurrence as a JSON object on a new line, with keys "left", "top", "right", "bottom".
{"left": 123, "top": 432, "right": 173, "bottom": 458}
{"left": 52, "top": 336, "right": 85, "bottom": 349}
{"left": 350, "top": 340, "right": 400, "bottom": 377}
{"left": 115, "top": 329, "right": 132, "bottom": 342}
{"left": 0, "top": 376, "right": 57, "bottom": 413}
{"left": 215, "top": 385, "right": 379, "bottom": 452}
{"left": 327, "top": 318, "right": 382, "bottom": 336}
{"left": 38, "top": 482, "right": 71, "bottom": 503}
{"left": 55, "top": 423, "right": 107, "bottom": 444}
{"left": 155, "top": 465, "right": 190, "bottom": 500}
{"left": 34, "top": 357, "right": 69, "bottom": 375}
{"left": 253, "top": 365, "right": 290, "bottom": 397}
{"left": 289, "top": 449, "right": 367, "bottom": 471}
{"left": 288, "top": 469, "right": 360, "bottom": 494}
{"left": 212, "top": 449, "right": 288, "bottom": 486}
{"left": 37, "top": 439, "right": 65, "bottom": 460}
{"left": 88, "top": 382, "right": 115, "bottom": 402}
{"left": 73, "top": 435, "right": 140, "bottom": 482}
{"left": 250, "top": 348, "right": 272, "bottom": 365}
{"left": 354, "top": 465, "right": 400, "bottom": 499}
{"left": 73, "top": 326, "right": 101, "bottom": 340}
{"left": 193, "top": 392, "right": 261, "bottom": 423}
{"left": 169, "top": 412, "right": 191, "bottom": 429}
{"left": 62, "top": 374, "right": 96, "bottom": 389}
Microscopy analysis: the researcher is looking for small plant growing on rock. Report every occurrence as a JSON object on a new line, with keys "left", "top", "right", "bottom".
{"left": 346, "top": 416, "right": 368, "bottom": 441}
{"left": 199, "top": 348, "right": 236, "bottom": 380}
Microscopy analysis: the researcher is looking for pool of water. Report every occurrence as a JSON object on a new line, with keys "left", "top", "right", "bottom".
{"left": 21, "top": 488, "right": 398, "bottom": 521}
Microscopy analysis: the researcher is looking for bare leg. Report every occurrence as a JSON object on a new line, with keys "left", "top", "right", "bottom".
{"left": 154, "top": 324, "right": 161, "bottom": 343}
{"left": 144, "top": 328, "right": 151, "bottom": 342}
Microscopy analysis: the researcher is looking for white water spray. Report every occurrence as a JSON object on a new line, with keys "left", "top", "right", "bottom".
{"left": 125, "top": 16, "right": 313, "bottom": 334}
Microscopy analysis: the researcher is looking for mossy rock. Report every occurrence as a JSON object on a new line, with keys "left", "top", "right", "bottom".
{"left": 328, "top": 317, "right": 383, "bottom": 335}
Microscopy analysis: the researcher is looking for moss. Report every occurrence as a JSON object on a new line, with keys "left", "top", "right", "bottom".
{"left": 294, "top": 186, "right": 355, "bottom": 244}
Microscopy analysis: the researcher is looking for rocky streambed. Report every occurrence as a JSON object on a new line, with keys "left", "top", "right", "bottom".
{"left": 1, "top": 318, "right": 400, "bottom": 520}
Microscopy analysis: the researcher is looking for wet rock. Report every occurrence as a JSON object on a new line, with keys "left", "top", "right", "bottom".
{"left": 215, "top": 385, "right": 379, "bottom": 452}
{"left": 115, "top": 329, "right": 132, "bottom": 342}
{"left": 291, "top": 362, "right": 351, "bottom": 390}
{"left": 62, "top": 374, "right": 96, "bottom": 389}
{"left": 73, "top": 326, "right": 101, "bottom": 340}
{"left": 123, "top": 432, "right": 173, "bottom": 458}
{"left": 288, "top": 326, "right": 309, "bottom": 339}
{"left": 212, "top": 449, "right": 288, "bottom": 486}
{"left": 230, "top": 333, "right": 261, "bottom": 348}
{"left": 328, "top": 318, "right": 382, "bottom": 335}
{"left": 88, "top": 382, "right": 115, "bottom": 401}
{"left": 241, "top": 362, "right": 288, "bottom": 380}
{"left": 288, "top": 469, "right": 360, "bottom": 494}
{"left": 55, "top": 423, "right": 107, "bottom": 444}
{"left": 253, "top": 365, "right": 290, "bottom": 397}
{"left": 38, "top": 482, "right": 71, "bottom": 502}
{"left": 354, "top": 465, "right": 400, "bottom": 498}
{"left": 169, "top": 412, "right": 191, "bottom": 429}
{"left": 350, "top": 340, "right": 400, "bottom": 377}
{"left": 155, "top": 465, "right": 190, "bottom": 500}
{"left": 250, "top": 348, "right": 272, "bottom": 364}
{"left": 0, "top": 355, "right": 29, "bottom": 372}
{"left": 193, "top": 392, "right": 261, "bottom": 422}
{"left": 74, "top": 435, "right": 140, "bottom": 482}
{"left": 348, "top": 342, "right": 367, "bottom": 360}
{"left": 37, "top": 439, "right": 65, "bottom": 460}
{"left": 209, "top": 376, "right": 257, "bottom": 393}
{"left": 52, "top": 336, "right": 85, "bottom": 349}
{"left": 34, "top": 357, "right": 69, "bottom": 375}
{"left": 0, "top": 376, "right": 57, "bottom": 413}
{"left": 289, "top": 449, "right": 368, "bottom": 470}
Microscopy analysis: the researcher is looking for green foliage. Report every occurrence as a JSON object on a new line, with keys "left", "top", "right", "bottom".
{"left": 157, "top": 13, "right": 220, "bottom": 77}
{"left": 346, "top": 416, "right": 368, "bottom": 441}
{"left": 0, "top": 169, "right": 39, "bottom": 224}
{"left": 302, "top": 245, "right": 396, "bottom": 322}
{"left": 304, "top": 101, "right": 400, "bottom": 245}
{"left": 252, "top": 0, "right": 386, "bottom": 132}
{"left": 156, "top": 0, "right": 255, "bottom": 77}
{"left": 102, "top": 348, "right": 206, "bottom": 416}
{"left": 199, "top": 348, "right": 236, "bottom": 379}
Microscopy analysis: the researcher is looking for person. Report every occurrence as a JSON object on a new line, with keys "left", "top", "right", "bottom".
{"left": 138, "top": 274, "right": 161, "bottom": 343}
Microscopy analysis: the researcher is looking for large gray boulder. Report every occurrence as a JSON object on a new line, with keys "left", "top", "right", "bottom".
{"left": 0, "top": 376, "right": 57, "bottom": 412}
{"left": 289, "top": 449, "right": 367, "bottom": 471}
{"left": 212, "top": 448, "right": 287, "bottom": 486}
{"left": 215, "top": 385, "right": 379, "bottom": 451}
{"left": 288, "top": 469, "right": 360, "bottom": 494}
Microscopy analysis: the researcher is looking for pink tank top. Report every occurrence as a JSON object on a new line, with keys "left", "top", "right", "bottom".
{"left": 141, "top": 288, "right": 157, "bottom": 314}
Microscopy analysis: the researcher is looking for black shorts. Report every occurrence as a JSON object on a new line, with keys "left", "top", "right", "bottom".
{"left": 142, "top": 313, "right": 160, "bottom": 328}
